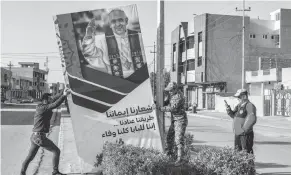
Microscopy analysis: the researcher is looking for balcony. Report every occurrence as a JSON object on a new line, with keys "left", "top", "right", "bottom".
{"left": 245, "top": 68, "right": 281, "bottom": 83}
{"left": 181, "top": 70, "right": 196, "bottom": 83}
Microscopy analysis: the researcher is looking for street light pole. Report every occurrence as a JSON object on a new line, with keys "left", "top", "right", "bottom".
{"left": 8, "top": 61, "right": 13, "bottom": 102}
{"left": 236, "top": 0, "right": 251, "bottom": 89}
{"left": 150, "top": 42, "right": 156, "bottom": 95}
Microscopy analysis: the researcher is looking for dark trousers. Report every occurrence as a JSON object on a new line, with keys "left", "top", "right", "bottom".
{"left": 166, "top": 117, "right": 188, "bottom": 154}
{"left": 234, "top": 131, "right": 254, "bottom": 154}
{"left": 21, "top": 133, "right": 60, "bottom": 174}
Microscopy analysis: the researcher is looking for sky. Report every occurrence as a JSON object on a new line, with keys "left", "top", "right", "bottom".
{"left": 1, "top": 0, "right": 291, "bottom": 83}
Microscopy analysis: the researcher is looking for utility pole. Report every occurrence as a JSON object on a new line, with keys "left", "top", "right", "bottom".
{"left": 236, "top": 0, "right": 251, "bottom": 89}
{"left": 150, "top": 42, "right": 156, "bottom": 96}
{"left": 156, "top": 0, "right": 165, "bottom": 151}
{"left": 8, "top": 61, "right": 13, "bottom": 102}
{"left": 181, "top": 22, "right": 188, "bottom": 109}
{"left": 45, "top": 57, "right": 49, "bottom": 93}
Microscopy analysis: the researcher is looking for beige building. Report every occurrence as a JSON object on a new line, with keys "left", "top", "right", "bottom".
{"left": 171, "top": 8, "right": 291, "bottom": 111}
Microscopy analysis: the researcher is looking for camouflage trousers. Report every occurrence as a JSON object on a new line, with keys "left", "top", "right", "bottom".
{"left": 166, "top": 115, "right": 188, "bottom": 154}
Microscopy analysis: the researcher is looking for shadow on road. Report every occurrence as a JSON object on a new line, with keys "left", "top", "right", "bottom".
{"left": 187, "top": 128, "right": 230, "bottom": 134}
{"left": 1, "top": 103, "right": 37, "bottom": 109}
{"left": 255, "top": 141, "right": 291, "bottom": 145}
{"left": 256, "top": 162, "right": 290, "bottom": 169}
{"left": 1, "top": 111, "right": 34, "bottom": 125}
{"left": 193, "top": 140, "right": 207, "bottom": 143}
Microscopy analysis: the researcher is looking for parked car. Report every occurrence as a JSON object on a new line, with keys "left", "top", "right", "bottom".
{"left": 1, "top": 96, "right": 6, "bottom": 103}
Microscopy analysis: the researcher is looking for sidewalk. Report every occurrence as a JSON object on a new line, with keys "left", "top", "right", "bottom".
{"left": 58, "top": 107, "right": 102, "bottom": 175}
{"left": 58, "top": 108, "right": 82, "bottom": 174}
{"left": 188, "top": 110, "right": 291, "bottom": 129}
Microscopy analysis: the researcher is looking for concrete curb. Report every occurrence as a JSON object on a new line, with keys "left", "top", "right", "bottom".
{"left": 58, "top": 110, "right": 65, "bottom": 164}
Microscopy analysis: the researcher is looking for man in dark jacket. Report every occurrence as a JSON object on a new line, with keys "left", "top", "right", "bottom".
{"left": 225, "top": 89, "right": 257, "bottom": 154}
{"left": 20, "top": 88, "right": 71, "bottom": 175}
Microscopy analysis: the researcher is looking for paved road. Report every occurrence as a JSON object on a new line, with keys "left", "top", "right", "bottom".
{"left": 179, "top": 115, "right": 291, "bottom": 175}
{"left": 1, "top": 104, "right": 61, "bottom": 175}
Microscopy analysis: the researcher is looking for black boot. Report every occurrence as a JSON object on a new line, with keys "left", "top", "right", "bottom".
{"left": 175, "top": 146, "right": 184, "bottom": 165}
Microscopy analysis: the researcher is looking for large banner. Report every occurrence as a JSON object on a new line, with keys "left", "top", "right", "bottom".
{"left": 54, "top": 4, "right": 163, "bottom": 171}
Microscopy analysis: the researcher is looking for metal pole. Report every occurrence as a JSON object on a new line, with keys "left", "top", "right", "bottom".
{"left": 242, "top": 0, "right": 245, "bottom": 89}
{"left": 184, "top": 35, "right": 188, "bottom": 84}
{"left": 154, "top": 42, "right": 156, "bottom": 76}
{"left": 156, "top": 0, "right": 165, "bottom": 152}
{"left": 8, "top": 61, "right": 13, "bottom": 102}
{"left": 184, "top": 31, "right": 188, "bottom": 109}
{"left": 236, "top": 1, "right": 250, "bottom": 89}
{"left": 150, "top": 42, "right": 156, "bottom": 95}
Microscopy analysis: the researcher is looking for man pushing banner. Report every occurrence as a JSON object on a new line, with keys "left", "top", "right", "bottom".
{"left": 54, "top": 4, "right": 163, "bottom": 171}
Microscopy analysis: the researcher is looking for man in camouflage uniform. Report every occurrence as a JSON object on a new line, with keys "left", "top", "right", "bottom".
{"left": 159, "top": 82, "right": 188, "bottom": 164}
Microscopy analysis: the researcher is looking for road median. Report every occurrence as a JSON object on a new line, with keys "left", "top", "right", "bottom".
{"left": 58, "top": 107, "right": 82, "bottom": 174}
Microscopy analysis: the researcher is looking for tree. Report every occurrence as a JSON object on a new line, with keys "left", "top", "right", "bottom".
{"left": 274, "top": 82, "right": 284, "bottom": 91}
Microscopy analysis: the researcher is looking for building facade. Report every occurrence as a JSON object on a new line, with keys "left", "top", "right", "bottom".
{"left": 171, "top": 8, "right": 291, "bottom": 110}
{"left": 49, "top": 82, "right": 65, "bottom": 95}
{"left": 1, "top": 68, "right": 12, "bottom": 100}
{"left": 9, "top": 62, "right": 48, "bottom": 99}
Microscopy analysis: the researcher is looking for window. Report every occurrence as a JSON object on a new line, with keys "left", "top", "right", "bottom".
{"left": 187, "top": 59, "right": 195, "bottom": 71}
{"left": 198, "top": 32, "right": 203, "bottom": 58}
{"left": 201, "top": 72, "right": 204, "bottom": 82}
{"left": 263, "top": 35, "right": 268, "bottom": 39}
{"left": 16, "top": 80, "right": 19, "bottom": 85}
{"left": 250, "top": 34, "right": 256, "bottom": 39}
{"left": 172, "top": 43, "right": 176, "bottom": 72}
{"left": 187, "top": 36, "right": 194, "bottom": 49}
{"left": 180, "top": 40, "right": 185, "bottom": 52}
{"left": 4, "top": 74, "right": 8, "bottom": 82}
{"left": 271, "top": 35, "right": 274, "bottom": 39}
{"left": 29, "top": 82, "right": 32, "bottom": 86}
{"left": 198, "top": 32, "right": 202, "bottom": 42}
{"left": 198, "top": 57, "right": 202, "bottom": 67}
{"left": 263, "top": 69, "right": 270, "bottom": 75}
{"left": 251, "top": 71, "right": 258, "bottom": 76}
{"left": 276, "top": 13, "right": 280, "bottom": 21}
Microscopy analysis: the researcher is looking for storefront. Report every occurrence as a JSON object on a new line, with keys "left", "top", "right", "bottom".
{"left": 187, "top": 82, "right": 226, "bottom": 109}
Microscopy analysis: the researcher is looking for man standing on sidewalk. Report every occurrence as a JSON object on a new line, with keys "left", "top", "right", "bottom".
{"left": 20, "top": 88, "right": 71, "bottom": 175}
{"left": 225, "top": 89, "right": 257, "bottom": 154}
{"left": 158, "top": 82, "right": 188, "bottom": 164}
